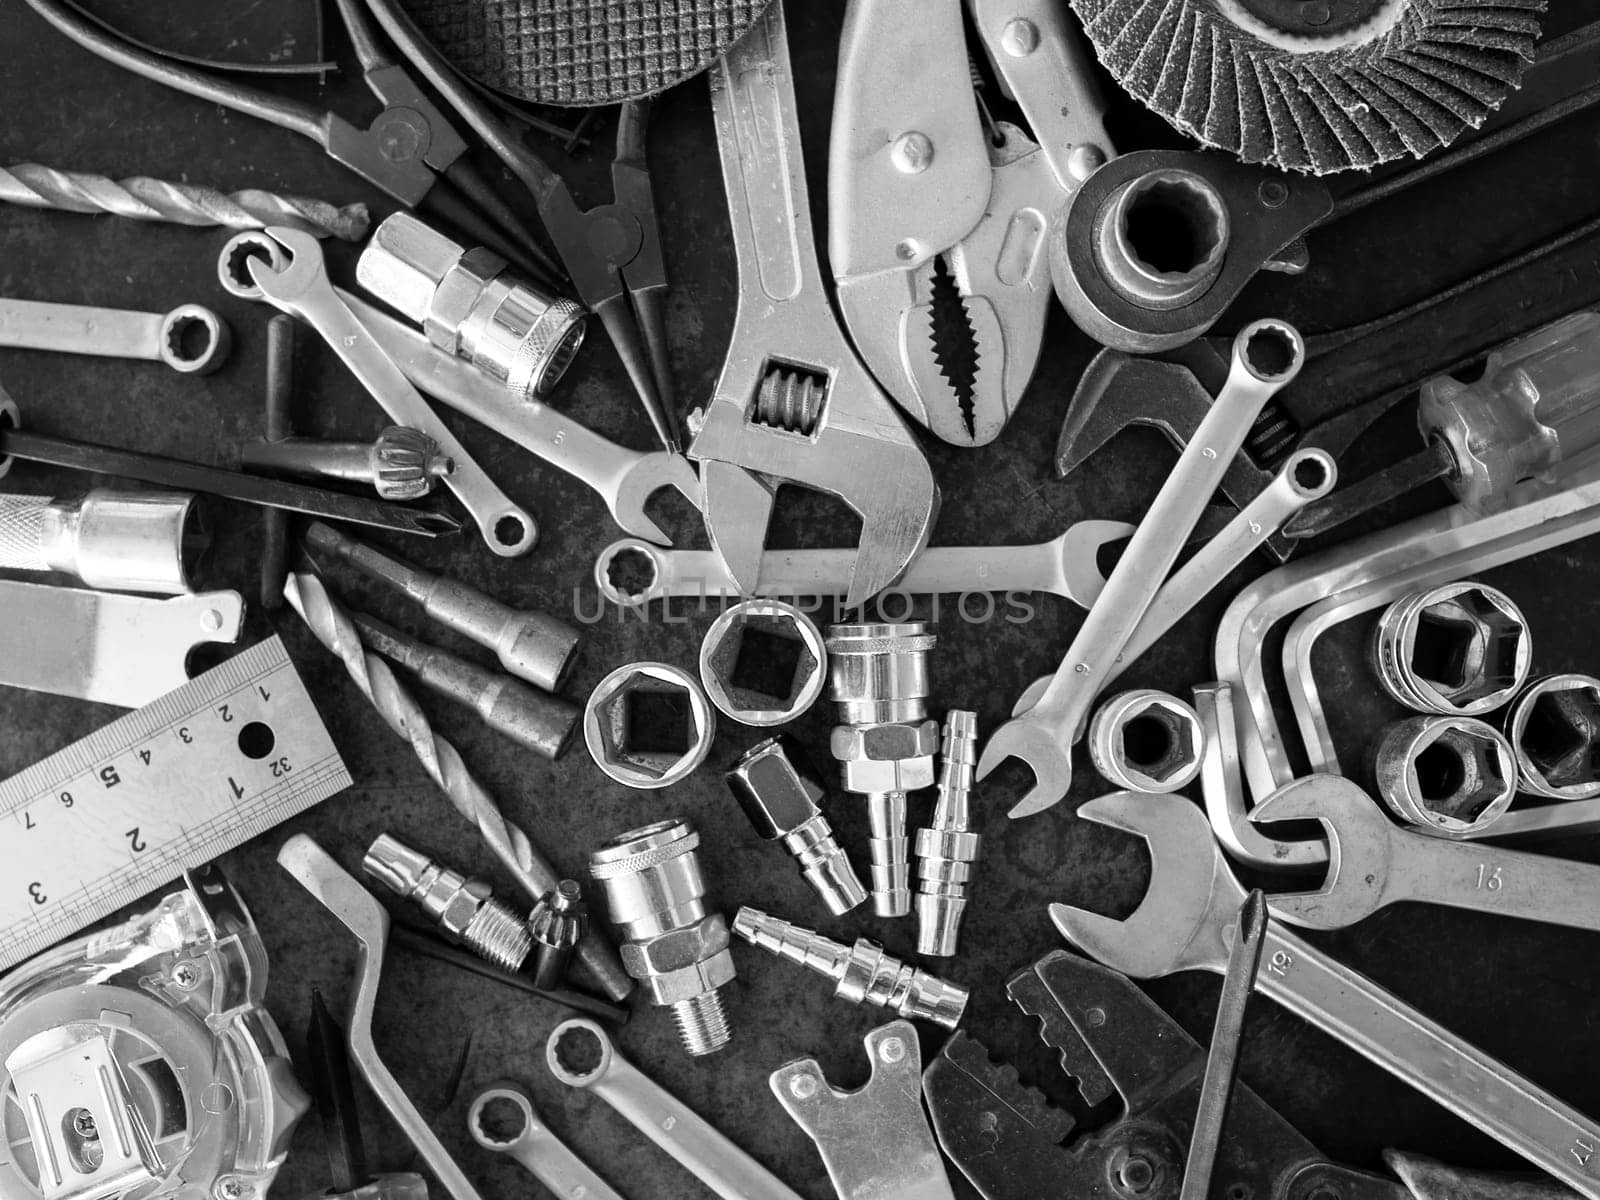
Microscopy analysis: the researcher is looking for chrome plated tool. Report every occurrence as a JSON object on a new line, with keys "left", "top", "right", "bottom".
{"left": 0, "top": 296, "right": 228, "bottom": 373}
{"left": 223, "top": 226, "right": 536, "bottom": 556}
{"left": 1051, "top": 792, "right": 1600, "bottom": 1200}
{"left": 0, "top": 488, "right": 203, "bottom": 594}
{"left": 691, "top": 0, "right": 939, "bottom": 609}
{"left": 0, "top": 637, "right": 349, "bottom": 971}
{"left": 467, "top": 1084, "right": 624, "bottom": 1200}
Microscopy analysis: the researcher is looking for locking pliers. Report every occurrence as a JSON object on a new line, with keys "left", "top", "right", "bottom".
{"left": 829, "top": 0, "right": 1114, "bottom": 446}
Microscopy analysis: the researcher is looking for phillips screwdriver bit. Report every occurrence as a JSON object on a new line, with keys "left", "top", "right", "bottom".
{"left": 303, "top": 520, "right": 581, "bottom": 691}
{"left": 350, "top": 611, "right": 578, "bottom": 761}
{"left": 732, "top": 906, "right": 968, "bottom": 1029}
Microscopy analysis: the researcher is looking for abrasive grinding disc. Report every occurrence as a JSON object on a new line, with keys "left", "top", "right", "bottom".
{"left": 397, "top": 0, "right": 774, "bottom": 107}
{"left": 1069, "top": 0, "right": 1547, "bottom": 174}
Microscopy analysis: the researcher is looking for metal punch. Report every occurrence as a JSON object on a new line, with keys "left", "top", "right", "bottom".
{"left": 828, "top": 0, "right": 1112, "bottom": 446}
{"left": 20, "top": 0, "right": 550, "bottom": 281}
{"left": 691, "top": 0, "right": 940, "bottom": 610}
{"left": 223, "top": 227, "right": 537, "bottom": 556}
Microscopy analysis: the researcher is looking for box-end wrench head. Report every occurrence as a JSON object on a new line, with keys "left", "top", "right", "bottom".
{"left": 467, "top": 1084, "right": 624, "bottom": 1200}
{"left": 592, "top": 519, "right": 1134, "bottom": 606}
{"left": 1049, "top": 793, "right": 1600, "bottom": 1200}
{"left": 1254, "top": 774, "right": 1600, "bottom": 935}
{"left": 221, "top": 227, "right": 537, "bottom": 557}
{"left": 0, "top": 297, "right": 230, "bottom": 374}
{"left": 345, "top": 293, "right": 701, "bottom": 546}
{"left": 978, "top": 320, "right": 1304, "bottom": 821}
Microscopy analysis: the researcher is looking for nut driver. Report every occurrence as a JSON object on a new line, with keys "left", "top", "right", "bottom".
{"left": 689, "top": 0, "right": 939, "bottom": 610}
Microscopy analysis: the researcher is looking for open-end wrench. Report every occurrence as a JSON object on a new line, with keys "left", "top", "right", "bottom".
{"left": 1253, "top": 775, "right": 1600, "bottom": 934}
{"left": 347, "top": 293, "right": 700, "bottom": 545}
{"left": 691, "top": 0, "right": 939, "bottom": 609}
{"left": 222, "top": 227, "right": 537, "bottom": 557}
{"left": 1012, "top": 447, "right": 1336, "bottom": 714}
{"left": 979, "top": 321, "right": 1305, "bottom": 820}
{"left": 545, "top": 1018, "right": 803, "bottom": 1200}
{"left": 592, "top": 520, "right": 1134, "bottom": 606}
{"left": 467, "top": 1083, "right": 625, "bottom": 1200}
{"left": 1050, "top": 793, "right": 1600, "bottom": 1200}
{"left": 0, "top": 296, "right": 229, "bottom": 373}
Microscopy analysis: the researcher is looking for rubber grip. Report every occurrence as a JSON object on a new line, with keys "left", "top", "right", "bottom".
{"left": 0, "top": 494, "right": 49, "bottom": 571}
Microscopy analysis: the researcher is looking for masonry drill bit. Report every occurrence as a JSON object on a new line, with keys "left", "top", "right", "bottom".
{"left": 283, "top": 570, "right": 631, "bottom": 1003}
{"left": 0, "top": 163, "right": 370, "bottom": 241}
{"left": 732, "top": 906, "right": 968, "bottom": 1029}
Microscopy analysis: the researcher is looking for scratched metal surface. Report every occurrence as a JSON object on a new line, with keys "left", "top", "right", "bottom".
{"left": 2, "top": 3, "right": 1600, "bottom": 1198}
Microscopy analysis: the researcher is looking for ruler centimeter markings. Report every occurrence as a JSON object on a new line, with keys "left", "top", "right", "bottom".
{"left": 0, "top": 635, "right": 352, "bottom": 971}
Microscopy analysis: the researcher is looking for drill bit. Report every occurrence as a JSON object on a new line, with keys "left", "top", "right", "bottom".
{"left": 283, "top": 570, "right": 631, "bottom": 1003}
{"left": 0, "top": 163, "right": 371, "bottom": 241}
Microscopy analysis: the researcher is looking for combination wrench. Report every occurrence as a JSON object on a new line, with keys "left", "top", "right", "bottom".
{"left": 220, "top": 227, "right": 537, "bottom": 556}
{"left": 467, "top": 1083, "right": 624, "bottom": 1200}
{"left": 546, "top": 1018, "right": 803, "bottom": 1200}
{"left": 1256, "top": 775, "right": 1600, "bottom": 934}
{"left": 1051, "top": 792, "right": 1600, "bottom": 1200}
{"left": 979, "top": 320, "right": 1306, "bottom": 819}
{"left": 592, "top": 520, "right": 1135, "bottom": 606}
{"left": 345, "top": 293, "right": 700, "bottom": 545}
{"left": 0, "top": 296, "right": 229, "bottom": 373}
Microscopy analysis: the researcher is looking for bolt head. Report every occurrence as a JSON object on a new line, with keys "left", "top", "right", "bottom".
{"left": 790, "top": 1074, "right": 818, "bottom": 1099}
{"left": 1000, "top": 17, "right": 1039, "bottom": 55}
{"left": 891, "top": 132, "right": 935, "bottom": 175}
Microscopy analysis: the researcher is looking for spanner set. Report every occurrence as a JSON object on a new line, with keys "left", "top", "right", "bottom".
{"left": 4, "top": 2, "right": 1600, "bottom": 1200}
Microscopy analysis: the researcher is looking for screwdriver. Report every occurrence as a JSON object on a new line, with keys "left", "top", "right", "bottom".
{"left": 303, "top": 520, "right": 581, "bottom": 692}
{"left": 1285, "top": 310, "right": 1600, "bottom": 539}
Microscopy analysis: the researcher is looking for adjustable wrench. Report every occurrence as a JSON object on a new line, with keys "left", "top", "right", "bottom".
{"left": 222, "top": 227, "right": 537, "bottom": 556}
{"left": 1255, "top": 775, "right": 1600, "bottom": 934}
{"left": 467, "top": 1084, "right": 624, "bottom": 1200}
{"left": 691, "top": 1, "right": 939, "bottom": 609}
{"left": 545, "top": 1018, "right": 802, "bottom": 1200}
{"left": 592, "top": 520, "right": 1133, "bottom": 606}
{"left": 0, "top": 296, "right": 229, "bottom": 373}
{"left": 979, "top": 321, "right": 1305, "bottom": 820}
{"left": 347, "top": 293, "right": 700, "bottom": 545}
{"left": 1051, "top": 792, "right": 1600, "bottom": 1200}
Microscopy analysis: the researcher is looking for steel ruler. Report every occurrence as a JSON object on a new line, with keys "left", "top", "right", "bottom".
{"left": 0, "top": 635, "right": 351, "bottom": 971}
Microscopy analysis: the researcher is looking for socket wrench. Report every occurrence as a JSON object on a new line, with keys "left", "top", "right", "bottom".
{"left": 979, "top": 320, "right": 1305, "bottom": 819}
{"left": 545, "top": 1018, "right": 802, "bottom": 1200}
{"left": 0, "top": 296, "right": 229, "bottom": 373}
{"left": 467, "top": 1084, "right": 624, "bottom": 1200}
{"left": 1053, "top": 793, "right": 1600, "bottom": 1200}
{"left": 219, "top": 227, "right": 537, "bottom": 556}
{"left": 592, "top": 520, "right": 1134, "bottom": 606}
{"left": 0, "top": 488, "right": 203, "bottom": 594}
{"left": 347, "top": 292, "right": 699, "bottom": 545}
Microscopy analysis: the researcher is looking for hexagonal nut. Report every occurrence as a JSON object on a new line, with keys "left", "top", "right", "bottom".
{"left": 726, "top": 736, "right": 825, "bottom": 840}
{"left": 427, "top": 246, "right": 507, "bottom": 352}
{"left": 356, "top": 212, "right": 465, "bottom": 326}
{"left": 428, "top": 879, "right": 493, "bottom": 939}
{"left": 1508, "top": 674, "right": 1600, "bottom": 800}
{"left": 1088, "top": 690, "right": 1203, "bottom": 793}
{"left": 620, "top": 915, "right": 736, "bottom": 1003}
{"left": 638, "top": 949, "right": 738, "bottom": 1005}
{"left": 1376, "top": 582, "right": 1530, "bottom": 715}
{"left": 584, "top": 663, "right": 715, "bottom": 790}
{"left": 1374, "top": 715, "right": 1515, "bottom": 836}
{"left": 831, "top": 720, "right": 938, "bottom": 794}
{"left": 700, "top": 599, "right": 827, "bottom": 726}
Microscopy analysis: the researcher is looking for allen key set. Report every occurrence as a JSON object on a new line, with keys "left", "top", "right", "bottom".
{"left": 2, "top": 2, "right": 1600, "bottom": 1200}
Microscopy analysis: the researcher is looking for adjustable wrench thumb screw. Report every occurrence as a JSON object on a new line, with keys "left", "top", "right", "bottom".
{"left": 979, "top": 320, "right": 1305, "bottom": 819}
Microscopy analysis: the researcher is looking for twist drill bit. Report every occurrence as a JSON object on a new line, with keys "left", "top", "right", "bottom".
{"left": 0, "top": 163, "right": 371, "bottom": 241}
{"left": 732, "top": 906, "right": 968, "bottom": 1029}
{"left": 283, "top": 570, "right": 631, "bottom": 1003}
{"left": 914, "top": 710, "right": 982, "bottom": 957}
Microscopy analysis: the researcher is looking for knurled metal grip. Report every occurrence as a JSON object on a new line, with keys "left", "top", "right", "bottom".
{"left": 0, "top": 494, "right": 49, "bottom": 570}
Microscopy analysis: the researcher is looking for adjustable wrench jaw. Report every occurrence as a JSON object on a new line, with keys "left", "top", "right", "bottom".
{"left": 1250, "top": 776, "right": 1398, "bottom": 930}
{"left": 1047, "top": 793, "right": 1240, "bottom": 978}
{"left": 836, "top": 131, "right": 1056, "bottom": 447}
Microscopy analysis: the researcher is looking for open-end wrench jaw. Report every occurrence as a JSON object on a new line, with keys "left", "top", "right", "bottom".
{"left": 1250, "top": 776, "right": 1393, "bottom": 929}
{"left": 1047, "top": 793, "right": 1239, "bottom": 978}
{"left": 610, "top": 452, "right": 701, "bottom": 544}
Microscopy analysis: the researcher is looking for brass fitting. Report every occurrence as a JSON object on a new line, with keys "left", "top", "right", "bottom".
{"left": 726, "top": 736, "right": 867, "bottom": 916}
{"left": 590, "top": 820, "right": 735, "bottom": 1056}
{"left": 361, "top": 834, "right": 532, "bottom": 972}
{"left": 732, "top": 906, "right": 968, "bottom": 1030}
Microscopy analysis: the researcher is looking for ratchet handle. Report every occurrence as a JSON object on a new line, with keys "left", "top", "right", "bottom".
{"left": 1395, "top": 840, "right": 1600, "bottom": 935}
{"left": 1259, "top": 924, "right": 1600, "bottom": 1198}
{"left": 595, "top": 1053, "right": 803, "bottom": 1200}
